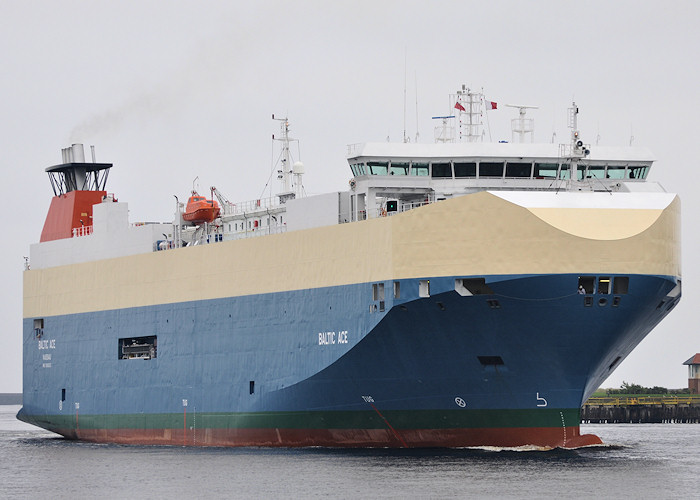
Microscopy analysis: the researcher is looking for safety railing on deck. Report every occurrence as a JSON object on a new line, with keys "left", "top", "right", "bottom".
{"left": 72, "top": 225, "right": 93, "bottom": 237}
{"left": 220, "top": 196, "right": 281, "bottom": 216}
{"left": 364, "top": 198, "right": 435, "bottom": 221}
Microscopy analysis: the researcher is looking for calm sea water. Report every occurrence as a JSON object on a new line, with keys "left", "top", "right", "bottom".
{"left": 1, "top": 405, "right": 698, "bottom": 499}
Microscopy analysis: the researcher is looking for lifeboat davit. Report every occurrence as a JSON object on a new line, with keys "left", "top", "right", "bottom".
{"left": 183, "top": 191, "right": 220, "bottom": 224}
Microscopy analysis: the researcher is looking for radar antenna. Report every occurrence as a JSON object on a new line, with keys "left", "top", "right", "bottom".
{"left": 505, "top": 104, "right": 538, "bottom": 143}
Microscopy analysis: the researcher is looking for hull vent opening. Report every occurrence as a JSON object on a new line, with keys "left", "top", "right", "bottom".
{"left": 455, "top": 278, "right": 494, "bottom": 296}
{"left": 33, "top": 318, "right": 44, "bottom": 339}
{"left": 609, "top": 356, "right": 622, "bottom": 370}
{"left": 478, "top": 356, "right": 505, "bottom": 366}
{"left": 118, "top": 336, "right": 157, "bottom": 360}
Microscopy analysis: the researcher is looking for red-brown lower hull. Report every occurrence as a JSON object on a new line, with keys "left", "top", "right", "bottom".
{"left": 56, "top": 426, "right": 602, "bottom": 449}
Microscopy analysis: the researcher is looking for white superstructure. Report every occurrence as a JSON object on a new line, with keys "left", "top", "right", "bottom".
{"left": 28, "top": 86, "right": 667, "bottom": 270}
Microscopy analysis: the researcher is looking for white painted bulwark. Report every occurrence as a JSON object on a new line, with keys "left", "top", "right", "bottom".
{"left": 30, "top": 201, "right": 170, "bottom": 270}
{"left": 285, "top": 192, "right": 350, "bottom": 230}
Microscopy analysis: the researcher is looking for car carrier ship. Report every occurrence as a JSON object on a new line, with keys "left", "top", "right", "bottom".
{"left": 19, "top": 87, "right": 681, "bottom": 448}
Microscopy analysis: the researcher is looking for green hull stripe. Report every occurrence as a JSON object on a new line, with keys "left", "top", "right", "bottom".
{"left": 20, "top": 408, "right": 581, "bottom": 432}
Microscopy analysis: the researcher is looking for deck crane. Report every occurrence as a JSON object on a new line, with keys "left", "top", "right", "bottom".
{"left": 210, "top": 186, "right": 235, "bottom": 216}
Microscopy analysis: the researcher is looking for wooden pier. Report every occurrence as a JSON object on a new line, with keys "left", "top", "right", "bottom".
{"left": 581, "top": 395, "right": 700, "bottom": 423}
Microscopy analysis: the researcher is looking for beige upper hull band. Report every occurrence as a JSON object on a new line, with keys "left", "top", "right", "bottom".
{"left": 24, "top": 191, "right": 681, "bottom": 318}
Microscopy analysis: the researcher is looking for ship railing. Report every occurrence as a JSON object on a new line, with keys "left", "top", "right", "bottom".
{"left": 367, "top": 198, "right": 436, "bottom": 220}
{"left": 338, "top": 198, "right": 436, "bottom": 223}
{"left": 220, "top": 196, "right": 281, "bottom": 216}
{"left": 227, "top": 224, "right": 288, "bottom": 240}
{"left": 131, "top": 221, "right": 170, "bottom": 227}
{"left": 72, "top": 225, "right": 93, "bottom": 237}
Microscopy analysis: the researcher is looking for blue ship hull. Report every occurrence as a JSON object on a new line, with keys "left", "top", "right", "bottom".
{"left": 18, "top": 272, "right": 679, "bottom": 448}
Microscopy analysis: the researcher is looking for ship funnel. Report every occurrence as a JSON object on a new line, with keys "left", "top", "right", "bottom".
{"left": 40, "top": 145, "right": 115, "bottom": 242}
{"left": 61, "top": 144, "right": 86, "bottom": 163}
{"left": 46, "top": 145, "right": 113, "bottom": 196}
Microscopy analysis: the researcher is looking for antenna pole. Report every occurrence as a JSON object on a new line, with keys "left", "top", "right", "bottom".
{"left": 414, "top": 71, "right": 419, "bottom": 143}
{"left": 403, "top": 49, "right": 407, "bottom": 143}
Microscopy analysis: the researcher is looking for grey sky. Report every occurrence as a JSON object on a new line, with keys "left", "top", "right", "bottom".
{"left": 1, "top": 0, "right": 697, "bottom": 392}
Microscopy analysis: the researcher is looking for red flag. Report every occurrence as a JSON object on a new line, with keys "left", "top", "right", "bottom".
{"left": 454, "top": 102, "right": 466, "bottom": 112}
{"left": 485, "top": 101, "right": 498, "bottom": 110}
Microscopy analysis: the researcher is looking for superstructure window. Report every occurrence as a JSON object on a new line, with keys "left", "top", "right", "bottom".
{"left": 393, "top": 281, "right": 400, "bottom": 299}
{"left": 119, "top": 336, "right": 157, "bottom": 360}
{"left": 454, "top": 162, "right": 476, "bottom": 178}
{"left": 431, "top": 163, "right": 452, "bottom": 178}
{"left": 598, "top": 277, "right": 611, "bottom": 294}
{"left": 390, "top": 162, "right": 409, "bottom": 175}
{"left": 478, "top": 162, "right": 504, "bottom": 178}
{"left": 627, "top": 165, "right": 649, "bottom": 179}
{"left": 587, "top": 165, "right": 606, "bottom": 179}
{"left": 410, "top": 163, "right": 429, "bottom": 176}
{"left": 368, "top": 162, "right": 388, "bottom": 175}
{"left": 606, "top": 166, "right": 626, "bottom": 179}
{"left": 419, "top": 280, "right": 430, "bottom": 298}
{"left": 505, "top": 162, "right": 532, "bottom": 178}
{"left": 534, "top": 163, "right": 558, "bottom": 178}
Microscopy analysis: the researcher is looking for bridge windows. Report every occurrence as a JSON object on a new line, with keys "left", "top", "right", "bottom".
{"left": 410, "top": 163, "right": 429, "bottom": 176}
{"left": 627, "top": 165, "right": 649, "bottom": 179}
{"left": 606, "top": 166, "right": 626, "bottom": 179}
{"left": 586, "top": 165, "right": 606, "bottom": 179}
{"left": 368, "top": 161, "right": 388, "bottom": 175}
{"left": 431, "top": 163, "right": 452, "bottom": 178}
{"left": 390, "top": 162, "right": 409, "bottom": 175}
{"left": 349, "top": 159, "right": 650, "bottom": 182}
{"left": 505, "top": 162, "right": 532, "bottom": 178}
{"left": 534, "top": 163, "right": 558, "bottom": 178}
{"left": 349, "top": 163, "right": 366, "bottom": 176}
{"left": 454, "top": 162, "right": 476, "bottom": 178}
{"left": 478, "top": 162, "right": 504, "bottom": 178}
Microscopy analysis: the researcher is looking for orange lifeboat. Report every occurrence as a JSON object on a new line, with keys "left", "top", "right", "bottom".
{"left": 183, "top": 191, "right": 220, "bottom": 224}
